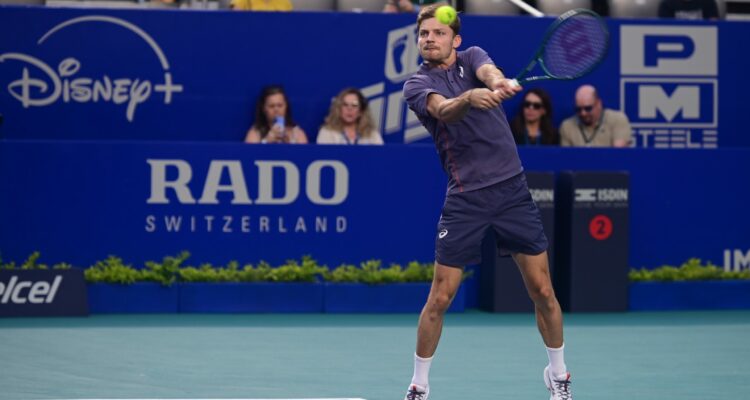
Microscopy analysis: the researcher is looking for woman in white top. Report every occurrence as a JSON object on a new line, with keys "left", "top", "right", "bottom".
{"left": 317, "top": 88, "right": 384, "bottom": 145}
{"left": 245, "top": 85, "right": 308, "bottom": 144}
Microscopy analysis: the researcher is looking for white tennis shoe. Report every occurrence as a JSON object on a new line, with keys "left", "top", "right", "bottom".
{"left": 403, "top": 383, "right": 429, "bottom": 400}
{"left": 544, "top": 365, "right": 572, "bottom": 400}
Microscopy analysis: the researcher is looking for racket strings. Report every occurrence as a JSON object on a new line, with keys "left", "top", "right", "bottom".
{"left": 542, "top": 14, "right": 608, "bottom": 79}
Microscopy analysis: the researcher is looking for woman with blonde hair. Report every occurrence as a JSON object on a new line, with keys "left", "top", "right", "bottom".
{"left": 317, "top": 88, "right": 384, "bottom": 145}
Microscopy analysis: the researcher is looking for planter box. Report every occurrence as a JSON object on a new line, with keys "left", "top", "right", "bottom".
{"left": 629, "top": 281, "right": 750, "bottom": 311}
{"left": 324, "top": 283, "right": 465, "bottom": 313}
{"left": 179, "top": 282, "right": 324, "bottom": 313}
{"left": 87, "top": 283, "right": 179, "bottom": 313}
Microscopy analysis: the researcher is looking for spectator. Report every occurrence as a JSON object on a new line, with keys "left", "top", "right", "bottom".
{"left": 559, "top": 85, "right": 632, "bottom": 147}
{"left": 317, "top": 88, "right": 384, "bottom": 145}
{"left": 230, "top": 0, "right": 292, "bottom": 11}
{"left": 245, "top": 85, "right": 308, "bottom": 144}
{"left": 384, "top": 0, "right": 449, "bottom": 13}
{"left": 510, "top": 88, "right": 558, "bottom": 146}
{"left": 658, "top": 0, "right": 719, "bottom": 20}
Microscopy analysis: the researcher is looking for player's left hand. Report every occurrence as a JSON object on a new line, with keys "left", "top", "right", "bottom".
{"left": 492, "top": 79, "right": 523, "bottom": 100}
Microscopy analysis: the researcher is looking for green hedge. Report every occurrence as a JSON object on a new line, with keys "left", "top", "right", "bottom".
{"left": 629, "top": 258, "right": 750, "bottom": 282}
{"left": 1, "top": 252, "right": 440, "bottom": 286}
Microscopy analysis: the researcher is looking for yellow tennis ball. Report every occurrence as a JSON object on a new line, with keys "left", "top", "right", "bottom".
{"left": 435, "top": 5, "right": 457, "bottom": 25}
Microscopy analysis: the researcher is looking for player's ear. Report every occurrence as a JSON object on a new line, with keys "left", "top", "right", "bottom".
{"left": 453, "top": 34, "right": 462, "bottom": 49}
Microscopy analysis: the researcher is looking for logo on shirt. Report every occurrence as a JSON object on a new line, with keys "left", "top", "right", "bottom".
{"left": 439, "top": 229, "right": 448, "bottom": 239}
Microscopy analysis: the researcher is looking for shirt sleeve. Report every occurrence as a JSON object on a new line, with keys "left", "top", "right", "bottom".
{"left": 610, "top": 111, "right": 633, "bottom": 144}
{"left": 316, "top": 128, "right": 337, "bottom": 144}
{"left": 559, "top": 118, "right": 575, "bottom": 147}
{"left": 465, "top": 46, "right": 499, "bottom": 73}
{"left": 369, "top": 130, "right": 384, "bottom": 145}
{"left": 403, "top": 75, "right": 439, "bottom": 118}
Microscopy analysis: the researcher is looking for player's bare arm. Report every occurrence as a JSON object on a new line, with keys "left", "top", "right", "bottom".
{"left": 427, "top": 88, "right": 505, "bottom": 123}
{"left": 426, "top": 91, "right": 471, "bottom": 123}
{"left": 477, "top": 63, "right": 522, "bottom": 100}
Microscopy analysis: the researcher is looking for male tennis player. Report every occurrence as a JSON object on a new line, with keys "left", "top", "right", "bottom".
{"left": 401, "top": 5, "right": 571, "bottom": 400}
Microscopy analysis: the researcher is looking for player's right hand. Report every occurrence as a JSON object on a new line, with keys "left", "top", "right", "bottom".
{"left": 469, "top": 88, "right": 503, "bottom": 110}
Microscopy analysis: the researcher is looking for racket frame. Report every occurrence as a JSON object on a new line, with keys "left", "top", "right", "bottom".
{"left": 513, "top": 8, "right": 609, "bottom": 85}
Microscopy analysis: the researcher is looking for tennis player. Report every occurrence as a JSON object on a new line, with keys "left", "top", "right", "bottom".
{"left": 401, "top": 5, "right": 572, "bottom": 400}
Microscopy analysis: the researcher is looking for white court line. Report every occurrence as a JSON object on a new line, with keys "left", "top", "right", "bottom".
{"left": 55, "top": 398, "right": 366, "bottom": 400}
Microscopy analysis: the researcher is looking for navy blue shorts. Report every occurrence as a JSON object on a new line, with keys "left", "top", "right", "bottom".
{"left": 435, "top": 173, "right": 548, "bottom": 267}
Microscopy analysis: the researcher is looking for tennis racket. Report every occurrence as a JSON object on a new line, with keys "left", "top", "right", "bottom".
{"left": 510, "top": 9, "right": 609, "bottom": 87}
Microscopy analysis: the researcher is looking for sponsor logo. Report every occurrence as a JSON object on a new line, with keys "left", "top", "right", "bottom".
{"left": 0, "top": 15, "right": 183, "bottom": 122}
{"left": 724, "top": 248, "right": 750, "bottom": 272}
{"left": 0, "top": 275, "right": 62, "bottom": 304}
{"left": 620, "top": 25, "right": 718, "bottom": 149}
{"left": 438, "top": 229, "right": 448, "bottom": 239}
{"left": 361, "top": 24, "right": 429, "bottom": 144}
{"left": 574, "top": 188, "right": 628, "bottom": 209}
{"left": 530, "top": 189, "right": 554, "bottom": 203}
{"left": 145, "top": 159, "right": 350, "bottom": 234}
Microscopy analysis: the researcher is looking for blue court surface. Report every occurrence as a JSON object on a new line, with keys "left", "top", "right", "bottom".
{"left": 1, "top": 311, "right": 748, "bottom": 400}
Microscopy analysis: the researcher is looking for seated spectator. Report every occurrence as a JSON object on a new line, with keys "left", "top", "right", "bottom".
{"left": 559, "top": 85, "right": 632, "bottom": 147}
{"left": 230, "top": 0, "right": 292, "bottom": 11}
{"left": 317, "top": 88, "right": 384, "bottom": 145}
{"left": 658, "top": 0, "right": 719, "bottom": 20}
{"left": 510, "top": 88, "right": 558, "bottom": 146}
{"left": 384, "top": 0, "right": 448, "bottom": 13}
{"left": 245, "top": 85, "right": 308, "bottom": 144}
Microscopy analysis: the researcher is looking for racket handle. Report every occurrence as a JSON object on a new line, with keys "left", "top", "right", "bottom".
{"left": 508, "top": 79, "right": 520, "bottom": 88}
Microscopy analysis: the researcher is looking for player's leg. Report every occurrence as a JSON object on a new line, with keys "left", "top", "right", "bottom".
{"left": 512, "top": 251, "right": 562, "bottom": 348}
{"left": 405, "top": 262, "right": 463, "bottom": 400}
{"left": 490, "top": 173, "right": 572, "bottom": 399}
{"left": 417, "top": 262, "right": 463, "bottom": 357}
{"left": 405, "top": 186, "right": 486, "bottom": 400}
{"left": 513, "top": 251, "right": 571, "bottom": 400}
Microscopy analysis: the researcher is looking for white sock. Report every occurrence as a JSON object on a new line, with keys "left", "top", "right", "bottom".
{"left": 546, "top": 344, "right": 567, "bottom": 377}
{"left": 411, "top": 353, "right": 433, "bottom": 387}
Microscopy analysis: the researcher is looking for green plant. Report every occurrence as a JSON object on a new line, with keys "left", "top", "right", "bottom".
{"left": 324, "top": 260, "right": 469, "bottom": 284}
{"left": 4, "top": 251, "right": 458, "bottom": 285}
{"left": 141, "top": 251, "right": 190, "bottom": 286}
{"left": 267, "top": 256, "right": 328, "bottom": 283}
{"left": 629, "top": 258, "right": 750, "bottom": 282}
{"left": 84, "top": 256, "right": 140, "bottom": 284}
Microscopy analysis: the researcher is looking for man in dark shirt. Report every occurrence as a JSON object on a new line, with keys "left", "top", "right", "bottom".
{"left": 401, "top": 5, "right": 571, "bottom": 400}
{"left": 659, "top": 0, "right": 720, "bottom": 20}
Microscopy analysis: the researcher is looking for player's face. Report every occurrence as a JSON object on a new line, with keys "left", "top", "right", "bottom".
{"left": 418, "top": 18, "right": 460, "bottom": 65}
{"left": 263, "top": 93, "right": 287, "bottom": 121}
{"left": 339, "top": 93, "right": 362, "bottom": 126}
{"left": 523, "top": 93, "right": 546, "bottom": 123}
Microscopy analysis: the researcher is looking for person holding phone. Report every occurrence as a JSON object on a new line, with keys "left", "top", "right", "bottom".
{"left": 244, "top": 85, "right": 308, "bottom": 144}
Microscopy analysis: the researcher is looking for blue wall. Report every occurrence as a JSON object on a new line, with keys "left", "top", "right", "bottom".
{"left": 1, "top": 141, "right": 747, "bottom": 270}
{"left": 0, "top": 7, "right": 748, "bottom": 271}
{"left": 0, "top": 7, "right": 746, "bottom": 148}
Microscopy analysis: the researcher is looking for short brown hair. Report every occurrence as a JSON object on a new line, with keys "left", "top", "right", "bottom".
{"left": 417, "top": 4, "right": 461, "bottom": 36}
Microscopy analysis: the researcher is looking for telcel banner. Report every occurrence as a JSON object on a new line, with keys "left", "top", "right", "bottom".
{"left": 0, "top": 269, "right": 88, "bottom": 317}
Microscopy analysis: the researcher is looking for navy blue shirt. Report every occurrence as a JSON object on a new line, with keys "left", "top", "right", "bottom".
{"left": 404, "top": 46, "right": 523, "bottom": 194}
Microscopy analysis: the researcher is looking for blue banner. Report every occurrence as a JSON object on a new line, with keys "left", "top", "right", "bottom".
{"left": 0, "top": 142, "right": 748, "bottom": 270}
{"left": 0, "top": 269, "right": 88, "bottom": 317}
{"left": 0, "top": 7, "right": 748, "bottom": 148}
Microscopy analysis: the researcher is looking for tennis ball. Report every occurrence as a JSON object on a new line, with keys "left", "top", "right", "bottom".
{"left": 435, "top": 5, "right": 457, "bottom": 25}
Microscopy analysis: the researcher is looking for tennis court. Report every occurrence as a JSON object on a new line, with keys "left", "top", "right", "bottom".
{"left": 2, "top": 310, "right": 748, "bottom": 400}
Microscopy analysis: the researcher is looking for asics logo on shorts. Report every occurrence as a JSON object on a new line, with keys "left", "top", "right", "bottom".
{"left": 439, "top": 229, "right": 448, "bottom": 238}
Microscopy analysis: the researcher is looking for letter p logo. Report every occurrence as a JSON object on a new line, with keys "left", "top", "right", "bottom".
{"left": 621, "top": 26, "right": 716, "bottom": 76}
{"left": 644, "top": 35, "right": 695, "bottom": 67}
